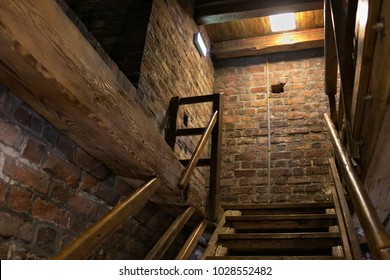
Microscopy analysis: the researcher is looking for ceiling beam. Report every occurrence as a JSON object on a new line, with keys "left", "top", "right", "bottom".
{"left": 211, "top": 28, "right": 324, "bottom": 60}
{"left": 195, "top": 0, "right": 324, "bottom": 25}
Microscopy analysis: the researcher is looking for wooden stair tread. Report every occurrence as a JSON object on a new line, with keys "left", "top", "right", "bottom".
{"left": 206, "top": 256, "right": 344, "bottom": 260}
{"left": 222, "top": 203, "right": 334, "bottom": 210}
{"left": 218, "top": 232, "right": 341, "bottom": 240}
{"left": 225, "top": 214, "right": 337, "bottom": 221}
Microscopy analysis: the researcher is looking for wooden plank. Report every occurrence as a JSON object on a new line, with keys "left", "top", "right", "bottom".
{"left": 201, "top": 210, "right": 241, "bottom": 259}
{"left": 207, "top": 256, "right": 344, "bottom": 260}
{"left": 195, "top": 0, "right": 324, "bottom": 25}
{"left": 212, "top": 28, "right": 324, "bottom": 60}
{"left": 222, "top": 202, "right": 334, "bottom": 210}
{"left": 219, "top": 232, "right": 341, "bottom": 240}
{"left": 180, "top": 158, "right": 211, "bottom": 167}
{"left": 53, "top": 178, "right": 161, "bottom": 260}
{"left": 208, "top": 93, "right": 224, "bottom": 221}
{"left": 329, "top": 157, "right": 362, "bottom": 259}
{"left": 0, "top": 0, "right": 186, "bottom": 206}
{"left": 145, "top": 206, "right": 195, "bottom": 260}
{"left": 176, "top": 128, "right": 206, "bottom": 136}
{"left": 179, "top": 94, "right": 216, "bottom": 105}
{"left": 175, "top": 219, "right": 208, "bottom": 260}
{"left": 324, "top": 0, "right": 339, "bottom": 125}
{"left": 351, "top": 0, "right": 382, "bottom": 135}
{"left": 226, "top": 214, "right": 337, "bottom": 221}
{"left": 165, "top": 96, "right": 180, "bottom": 150}
{"left": 329, "top": 0, "right": 357, "bottom": 129}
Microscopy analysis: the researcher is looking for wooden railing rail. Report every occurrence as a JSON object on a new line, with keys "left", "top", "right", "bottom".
{"left": 176, "top": 219, "right": 208, "bottom": 260}
{"left": 324, "top": 113, "right": 390, "bottom": 259}
{"left": 178, "top": 111, "right": 218, "bottom": 188}
{"left": 53, "top": 177, "right": 161, "bottom": 260}
{"left": 329, "top": 157, "right": 362, "bottom": 259}
{"left": 145, "top": 206, "right": 195, "bottom": 260}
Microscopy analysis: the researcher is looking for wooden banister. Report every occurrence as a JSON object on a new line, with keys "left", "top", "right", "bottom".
{"left": 176, "top": 219, "right": 208, "bottom": 260}
{"left": 324, "top": 113, "right": 390, "bottom": 259}
{"left": 178, "top": 111, "right": 218, "bottom": 188}
{"left": 53, "top": 177, "right": 161, "bottom": 260}
{"left": 329, "top": 157, "right": 362, "bottom": 259}
{"left": 145, "top": 206, "right": 195, "bottom": 260}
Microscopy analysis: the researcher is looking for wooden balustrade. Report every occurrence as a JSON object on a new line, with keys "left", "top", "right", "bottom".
{"left": 53, "top": 178, "right": 161, "bottom": 260}
{"left": 324, "top": 113, "right": 390, "bottom": 259}
{"left": 145, "top": 206, "right": 195, "bottom": 260}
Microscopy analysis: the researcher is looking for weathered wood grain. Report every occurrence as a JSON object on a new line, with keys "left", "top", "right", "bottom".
{"left": 0, "top": 0, "right": 193, "bottom": 209}
{"left": 212, "top": 28, "right": 324, "bottom": 60}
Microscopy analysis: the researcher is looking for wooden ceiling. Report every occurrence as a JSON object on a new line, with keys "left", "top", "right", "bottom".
{"left": 194, "top": 0, "right": 325, "bottom": 60}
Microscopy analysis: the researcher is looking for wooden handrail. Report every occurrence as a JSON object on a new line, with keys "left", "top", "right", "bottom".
{"left": 324, "top": 113, "right": 390, "bottom": 259}
{"left": 53, "top": 177, "right": 161, "bottom": 260}
{"left": 145, "top": 206, "right": 195, "bottom": 260}
{"left": 178, "top": 111, "right": 218, "bottom": 188}
{"left": 176, "top": 219, "right": 208, "bottom": 260}
{"left": 329, "top": 157, "right": 362, "bottom": 259}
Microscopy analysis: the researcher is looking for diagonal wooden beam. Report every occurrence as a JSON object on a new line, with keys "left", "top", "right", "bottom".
{"left": 0, "top": 0, "right": 188, "bottom": 208}
{"left": 195, "top": 0, "right": 324, "bottom": 25}
{"left": 211, "top": 28, "right": 324, "bottom": 60}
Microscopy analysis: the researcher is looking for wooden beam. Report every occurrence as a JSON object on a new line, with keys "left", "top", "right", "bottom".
{"left": 195, "top": 0, "right": 324, "bottom": 25}
{"left": 212, "top": 28, "right": 324, "bottom": 60}
{"left": 324, "top": 0, "right": 339, "bottom": 125}
{"left": 53, "top": 178, "right": 161, "bottom": 260}
{"left": 0, "top": 0, "right": 187, "bottom": 206}
{"left": 145, "top": 206, "right": 195, "bottom": 260}
{"left": 351, "top": 0, "right": 382, "bottom": 136}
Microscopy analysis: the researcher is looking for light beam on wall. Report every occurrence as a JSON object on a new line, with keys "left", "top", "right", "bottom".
{"left": 194, "top": 32, "right": 207, "bottom": 57}
{"left": 269, "top": 13, "right": 296, "bottom": 32}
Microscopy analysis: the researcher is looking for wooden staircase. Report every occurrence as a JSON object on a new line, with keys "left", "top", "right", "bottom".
{"left": 202, "top": 203, "right": 350, "bottom": 260}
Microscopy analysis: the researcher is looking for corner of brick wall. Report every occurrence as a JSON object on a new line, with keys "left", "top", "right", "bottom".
{"left": 0, "top": 86, "right": 177, "bottom": 259}
{"left": 214, "top": 49, "right": 334, "bottom": 205}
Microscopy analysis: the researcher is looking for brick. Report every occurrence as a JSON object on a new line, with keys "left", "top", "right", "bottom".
{"left": 15, "top": 222, "right": 34, "bottom": 243}
{"left": 68, "top": 191, "right": 99, "bottom": 218}
{"left": 115, "top": 178, "right": 136, "bottom": 196}
{"left": 0, "top": 212, "right": 22, "bottom": 237}
{"left": 22, "top": 137, "right": 46, "bottom": 164}
{"left": 271, "top": 186, "right": 292, "bottom": 194}
{"left": 0, "top": 87, "right": 16, "bottom": 117}
{"left": 7, "top": 186, "right": 32, "bottom": 213}
{"left": 74, "top": 148, "right": 110, "bottom": 180}
{"left": 0, "top": 119, "right": 24, "bottom": 149}
{"left": 79, "top": 173, "right": 98, "bottom": 194}
{"left": 13, "top": 104, "right": 43, "bottom": 133}
{"left": 34, "top": 226, "right": 57, "bottom": 253}
{"left": 234, "top": 170, "right": 256, "bottom": 178}
{"left": 49, "top": 180, "right": 71, "bottom": 204}
{"left": 32, "top": 198, "right": 70, "bottom": 228}
{"left": 69, "top": 212, "right": 89, "bottom": 234}
{"left": 96, "top": 183, "right": 120, "bottom": 205}
{"left": 43, "top": 152, "right": 81, "bottom": 187}
{"left": 305, "top": 150, "right": 329, "bottom": 158}
{"left": 3, "top": 157, "right": 50, "bottom": 194}
{"left": 42, "top": 123, "right": 58, "bottom": 145}
{"left": 231, "top": 187, "right": 254, "bottom": 195}
{"left": 56, "top": 135, "right": 75, "bottom": 161}
{"left": 288, "top": 176, "right": 311, "bottom": 184}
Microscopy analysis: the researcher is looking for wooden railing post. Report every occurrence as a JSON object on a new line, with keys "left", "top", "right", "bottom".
{"left": 324, "top": 113, "right": 390, "bottom": 259}
{"left": 53, "top": 177, "right": 161, "bottom": 260}
{"left": 145, "top": 206, "right": 195, "bottom": 260}
{"left": 176, "top": 219, "right": 208, "bottom": 260}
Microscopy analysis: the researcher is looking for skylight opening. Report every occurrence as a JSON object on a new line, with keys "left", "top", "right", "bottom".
{"left": 269, "top": 13, "right": 296, "bottom": 32}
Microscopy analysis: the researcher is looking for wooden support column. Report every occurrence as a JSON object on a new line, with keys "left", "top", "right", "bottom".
{"left": 324, "top": 0, "right": 339, "bottom": 126}
{"left": 0, "top": 0, "right": 187, "bottom": 206}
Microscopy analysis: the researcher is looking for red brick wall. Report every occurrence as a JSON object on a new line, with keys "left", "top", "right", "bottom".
{"left": 0, "top": 87, "right": 176, "bottom": 259}
{"left": 214, "top": 49, "right": 334, "bottom": 204}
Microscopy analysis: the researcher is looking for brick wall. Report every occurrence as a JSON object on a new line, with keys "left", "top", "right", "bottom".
{"left": 137, "top": 0, "right": 215, "bottom": 207}
{"left": 0, "top": 87, "right": 178, "bottom": 259}
{"left": 214, "top": 49, "right": 334, "bottom": 204}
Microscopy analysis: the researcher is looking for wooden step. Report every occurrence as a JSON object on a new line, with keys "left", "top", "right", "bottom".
{"left": 225, "top": 214, "right": 337, "bottom": 232}
{"left": 206, "top": 256, "right": 344, "bottom": 260}
{"left": 222, "top": 203, "right": 334, "bottom": 215}
{"left": 218, "top": 232, "right": 342, "bottom": 255}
